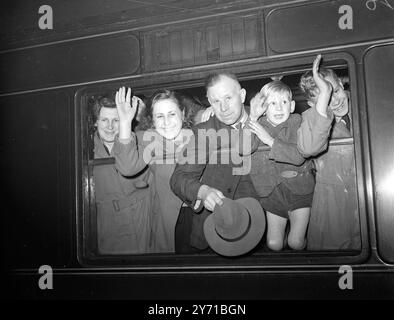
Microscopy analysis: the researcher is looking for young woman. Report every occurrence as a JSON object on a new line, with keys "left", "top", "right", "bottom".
{"left": 113, "top": 87, "right": 203, "bottom": 253}
{"left": 91, "top": 96, "right": 152, "bottom": 255}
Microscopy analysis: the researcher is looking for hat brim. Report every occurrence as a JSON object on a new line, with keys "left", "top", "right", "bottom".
{"left": 203, "top": 197, "right": 265, "bottom": 257}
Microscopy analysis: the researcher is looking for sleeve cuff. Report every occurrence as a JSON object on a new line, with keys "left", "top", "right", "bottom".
{"left": 112, "top": 133, "right": 137, "bottom": 156}
{"left": 118, "top": 136, "right": 134, "bottom": 145}
{"left": 189, "top": 183, "right": 205, "bottom": 211}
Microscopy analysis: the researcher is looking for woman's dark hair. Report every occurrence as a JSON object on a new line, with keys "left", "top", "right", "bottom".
{"left": 91, "top": 95, "right": 117, "bottom": 123}
{"left": 136, "top": 89, "right": 204, "bottom": 131}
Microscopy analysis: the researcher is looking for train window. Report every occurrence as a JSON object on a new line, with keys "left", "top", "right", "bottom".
{"left": 364, "top": 44, "right": 394, "bottom": 263}
{"left": 76, "top": 57, "right": 363, "bottom": 267}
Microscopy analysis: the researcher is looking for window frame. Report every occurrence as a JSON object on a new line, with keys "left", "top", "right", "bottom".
{"left": 364, "top": 43, "right": 394, "bottom": 264}
{"left": 75, "top": 51, "right": 369, "bottom": 269}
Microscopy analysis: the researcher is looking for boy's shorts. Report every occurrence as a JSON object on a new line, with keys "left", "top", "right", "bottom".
{"left": 259, "top": 183, "right": 313, "bottom": 219}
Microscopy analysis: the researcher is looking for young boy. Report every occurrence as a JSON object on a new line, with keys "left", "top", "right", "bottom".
{"left": 247, "top": 81, "right": 315, "bottom": 251}
{"left": 298, "top": 54, "right": 361, "bottom": 250}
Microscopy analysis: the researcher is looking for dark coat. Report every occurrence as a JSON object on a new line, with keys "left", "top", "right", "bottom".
{"left": 170, "top": 113, "right": 258, "bottom": 249}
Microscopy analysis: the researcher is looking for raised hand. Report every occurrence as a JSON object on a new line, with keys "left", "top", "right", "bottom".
{"left": 200, "top": 106, "right": 214, "bottom": 122}
{"left": 312, "top": 55, "right": 332, "bottom": 95}
{"left": 115, "top": 87, "right": 137, "bottom": 124}
{"left": 250, "top": 91, "right": 267, "bottom": 122}
{"left": 115, "top": 87, "right": 137, "bottom": 140}
{"left": 312, "top": 54, "right": 333, "bottom": 117}
{"left": 248, "top": 120, "right": 274, "bottom": 147}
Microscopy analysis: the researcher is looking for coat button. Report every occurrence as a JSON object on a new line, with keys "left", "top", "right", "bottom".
{"left": 227, "top": 188, "right": 232, "bottom": 194}
{"left": 281, "top": 170, "right": 298, "bottom": 178}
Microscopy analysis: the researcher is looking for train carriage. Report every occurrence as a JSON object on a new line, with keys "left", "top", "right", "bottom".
{"left": 1, "top": 0, "right": 394, "bottom": 299}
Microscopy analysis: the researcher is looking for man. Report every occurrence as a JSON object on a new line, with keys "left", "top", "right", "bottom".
{"left": 170, "top": 72, "right": 259, "bottom": 253}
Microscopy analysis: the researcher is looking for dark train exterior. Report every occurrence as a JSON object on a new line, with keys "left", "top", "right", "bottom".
{"left": 1, "top": 0, "right": 394, "bottom": 299}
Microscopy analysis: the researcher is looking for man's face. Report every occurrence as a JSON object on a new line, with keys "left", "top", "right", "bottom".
{"left": 96, "top": 107, "right": 119, "bottom": 143}
{"left": 265, "top": 91, "right": 295, "bottom": 126}
{"left": 207, "top": 76, "right": 246, "bottom": 126}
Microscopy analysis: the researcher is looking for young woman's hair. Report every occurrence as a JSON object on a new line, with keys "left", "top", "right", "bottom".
{"left": 136, "top": 89, "right": 204, "bottom": 131}
{"left": 177, "top": 93, "right": 205, "bottom": 126}
{"left": 260, "top": 80, "right": 293, "bottom": 100}
{"left": 91, "top": 95, "right": 116, "bottom": 123}
{"left": 299, "top": 68, "right": 339, "bottom": 100}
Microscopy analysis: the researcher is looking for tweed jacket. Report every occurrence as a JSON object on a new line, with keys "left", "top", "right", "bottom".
{"left": 170, "top": 112, "right": 257, "bottom": 249}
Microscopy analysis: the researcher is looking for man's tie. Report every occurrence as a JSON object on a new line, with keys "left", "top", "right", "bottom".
{"left": 235, "top": 122, "right": 244, "bottom": 155}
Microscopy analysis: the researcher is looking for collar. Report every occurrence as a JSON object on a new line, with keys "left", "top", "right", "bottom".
{"left": 231, "top": 107, "right": 248, "bottom": 129}
{"left": 336, "top": 114, "right": 351, "bottom": 132}
{"left": 94, "top": 131, "right": 114, "bottom": 157}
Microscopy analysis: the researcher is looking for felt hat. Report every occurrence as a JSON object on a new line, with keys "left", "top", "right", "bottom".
{"left": 203, "top": 197, "right": 265, "bottom": 257}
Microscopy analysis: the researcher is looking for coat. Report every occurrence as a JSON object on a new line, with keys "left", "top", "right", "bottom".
{"left": 297, "top": 107, "right": 334, "bottom": 158}
{"left": 113, "top": 129, "right": 192, "bottom": 253}
{"left": 297, "top": 107, "right": 361, "bottom": 250}
{"left": 93, "top": 132, "right": 152, "bottom": 254}
{"left": 170, "top": 114, "right": 258, "bottom": 250}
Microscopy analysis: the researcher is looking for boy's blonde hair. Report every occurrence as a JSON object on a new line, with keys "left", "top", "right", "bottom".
{"left": 260, "top": 80, "right": 293, "bottom": 100}
{"left": 299, "top": 68, "right": 339, "bottom": 100}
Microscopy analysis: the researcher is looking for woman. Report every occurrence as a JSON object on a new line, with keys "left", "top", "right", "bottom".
{"left": 91, "top": 95, "right": 152, "bottom": 255}
{"left": 113, "top": 87, "right": 203, "bottom": 253}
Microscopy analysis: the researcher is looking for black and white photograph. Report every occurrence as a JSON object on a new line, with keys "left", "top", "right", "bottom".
{"left": 1, "top": 0, "right": 394, "bottom": 305}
